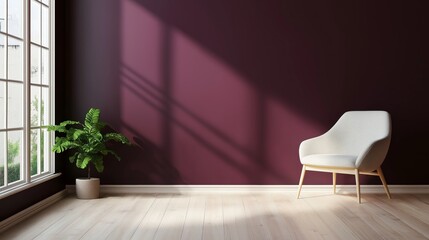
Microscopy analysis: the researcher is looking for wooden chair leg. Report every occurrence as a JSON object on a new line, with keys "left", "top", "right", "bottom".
{"left": 377, "top": 167, "right": 391, "bottom": 199}
{"left": 297, "top": 165, "right": 306, "bottom": 199}
{"left": 355, "top": 169, "right": 361, "bottom": 204}
{"left": 333, "top": 172, "right": 337, "bottom": 194}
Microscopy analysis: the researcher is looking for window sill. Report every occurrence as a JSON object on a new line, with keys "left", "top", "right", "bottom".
{"left": 0, "top": 173, "right": 62, "bottom": 200}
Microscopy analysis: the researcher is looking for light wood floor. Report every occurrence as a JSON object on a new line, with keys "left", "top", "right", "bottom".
{"left": 1, "top": 192, "right": 429, "bottom": 240}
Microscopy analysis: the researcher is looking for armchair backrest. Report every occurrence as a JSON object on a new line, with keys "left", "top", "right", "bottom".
{"left": 326, "top": 111, "right": 391, "bottom": 170}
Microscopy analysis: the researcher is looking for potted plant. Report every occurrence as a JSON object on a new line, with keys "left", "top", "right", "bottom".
{"left": 48, "top": 108, "right": 130, "bottom": 199}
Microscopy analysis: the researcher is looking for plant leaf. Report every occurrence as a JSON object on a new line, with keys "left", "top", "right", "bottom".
{"left": 91, "top": 155, "right": 104, "bottom": 173}
{"left": 76, "top": 154, "right": 92, "bottom": 169}
{"left": 60, "top": 120, "right": 80, "bottom": 127}
{"left": 105, "top": 133, "right": 130, "bottom": 145}
{"left": 52, "top": 137, "right": 79, "bottom": 153}
{"left": 84, "top": 108, "right": 100, "bottom": 130}
{"left": 69, "top": 152, "right": 79, "bottom": 163}
{"left": 48, "top": 121, "right": 80, "bottom": 133}
{"left": 72, "top": 129, "right": 85, "bottom": 140}
{"left": 101, "top": 150, "right": 121, "bottom": 161}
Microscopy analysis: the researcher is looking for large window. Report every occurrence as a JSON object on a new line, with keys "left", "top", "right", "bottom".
{"left": 0, "top": 0, "right": 54, "bottom": 193}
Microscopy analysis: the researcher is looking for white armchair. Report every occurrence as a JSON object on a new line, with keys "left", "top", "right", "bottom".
{"left": 297, "top": 111, "right": 392, "bottom": 203}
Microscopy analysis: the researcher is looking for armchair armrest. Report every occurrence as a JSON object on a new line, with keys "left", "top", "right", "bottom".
{"left": 355, "top": 136, "right": 391, "bottom": 172}
{"left": 299, "top": 133, "right": 335, "bottom": 159}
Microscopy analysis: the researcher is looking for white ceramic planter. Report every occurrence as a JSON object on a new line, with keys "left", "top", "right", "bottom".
{"left": 76, "top": 178, "right": 100, "bottom": 199}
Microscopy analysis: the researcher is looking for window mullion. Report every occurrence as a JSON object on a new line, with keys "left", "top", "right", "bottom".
{"left": 3, "top": 131, "right": 7, "bottom": 186}
{"left": 4, "top": 0, "right": 8, "bottom": 187}
{"left": 49, "top": 0, "right": 54, "bottom": 173}
{"left": 4, "top": 1, "right": 7, "bottom": 131}
{"left": 38, "top": 1, "right": 42, "bottom": 175}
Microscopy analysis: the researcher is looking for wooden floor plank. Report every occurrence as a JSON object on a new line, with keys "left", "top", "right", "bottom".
{"left": 326, "top": 195, "right": 384, "bottom": 240}
{"left": 265, "top": 193, "right": 330, "bottom": 239}
{"left": 129, "top": 194, "right": 172, "bottom": 240}
{"left": 334, "top": 194, "right": 410, "bottom": 239}
{"left": 180, "top": 195, "right": 206, "bottom": 240}
{"left": 270, "top": 193, "right": 313, "bottom": 239}
{"left": 154, "top": 195, "right": 190, "bottom": 240}
{"left": 80, "top": 195, "right": 140, "bottom": 240}
{"left": 222, "top": 194, "right": 251, "bottom": 240}
{"left": 105, "top": 194, "right": 156, "bottom": 240}
{"left": 255, "top": 194, "right": 299, "bottom": 240}
{"left": 202, "top": 194, "right": 224, "bottom": 240}
{"left": 277, "top": 193, "right": 339, "bottom": 239}
{"left": 0, "top": 197, "right": 80, "bottom": 240}
{"left": 242, "top": 193, "right": 276, "bottom": 240}
{"left": 368, "top": 194, "right": 429, "bottom": 239}
{"left": 36, "top": 196, "right": 120, "bottom": 240}
{"left": 388, "top": 194, "right": 429, "bottom": 224}
{"left": 30, "top": 197, "right": 101, "bottom": 240}
{"left": 2, "top": 193, "right": 429, "bottom": 240}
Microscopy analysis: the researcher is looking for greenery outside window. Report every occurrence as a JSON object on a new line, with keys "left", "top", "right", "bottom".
{"left": 0, "top": 0, "right": 55, "bottom": 194}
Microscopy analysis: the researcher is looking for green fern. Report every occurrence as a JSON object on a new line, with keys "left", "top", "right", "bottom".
{"left": 52, "top": 138, "right": 80, "bottom": 153}
{"left": 105, "top": 133, "right": 130, "bottom": 144}
{"left": 48, "top": 108, "right": 130, "bottom": 178}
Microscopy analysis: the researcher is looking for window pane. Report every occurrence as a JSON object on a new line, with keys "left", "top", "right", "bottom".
{"left": 30, "top": 129, "right": 39, "bottom": 176}
{"left": 41, "top": 87, "right": 49, "bottom": 125}
{"left": 31, "top": 45, "right": 41, "bottom": 84}
{"left": 30, "top": 128, "right": 50, "bottom": 176}
{"left": 0, "top": 0, "right": 5, "bottom": 34}
{"left": 31, "top": 45, "right": 40, "bottom": 84}
{"left": 42, "top": 128, "right": 49, "bottom": 172}
{"left": 7, "top": 82, "right": 23, "bottom": 128}
{"left": 7, "top": 37, "right": 23, "bottom": 81}
{"left": 0, "top": 34, "right": 5, "bottom": 79}
{"left": 8, "top": 0, "right": 23, "bottom": 38}
{"left": 41, "top": 0, "right": 49, "bottom": 6}
{"left": 0, "top": 81, "right": 5, "bottom": 129}
{"left": 41, "top": 49, "right": 49, "bottom": 85}
{"left": 7, "top": 130, "right": 23, "bottom": 183}
{"left": 31, "top": 0, "right": 41, "bottom": 44}
{"left": 31, "top": 86, "right": 40, "bottom": 127}
{"left": 41, "top": 6, "right": 49, "bottom": 47}
{"left": 0, "top": 132, "right": 5, "bottom": 187}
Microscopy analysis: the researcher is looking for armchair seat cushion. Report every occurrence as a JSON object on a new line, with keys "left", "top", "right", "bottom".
{"left": 301, "top": 154, "right": 357, "bottom": 169}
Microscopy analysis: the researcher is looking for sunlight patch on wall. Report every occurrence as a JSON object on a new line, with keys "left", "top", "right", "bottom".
{"left": 118, "top": 1, "right": 324, "bottom": 183}
{"left": 120, "top": 0, "right": 165, "bottom": 144}
{"left": 169, "top": 28, "right": 283, "bottom": 183}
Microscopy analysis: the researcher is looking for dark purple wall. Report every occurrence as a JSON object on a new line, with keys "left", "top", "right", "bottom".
{"left": 60, "top": 0, "right": 429, "bottom": 185}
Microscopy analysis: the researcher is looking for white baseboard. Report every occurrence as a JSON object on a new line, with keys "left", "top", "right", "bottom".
{"left": 0, "top": 190, "right": 67, "bottom": 233}
{"left": 65, "top": 185, "right": 429, "bottom": 194}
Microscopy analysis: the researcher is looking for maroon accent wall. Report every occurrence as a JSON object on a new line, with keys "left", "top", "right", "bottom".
{"left": 60, "top": 0, "right": 429, "bottom": 185}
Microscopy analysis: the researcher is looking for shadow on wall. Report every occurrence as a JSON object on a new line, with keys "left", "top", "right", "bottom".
{"left": 120, "top": 64, "right": 290, "bottom": 184}
{"left": 131, "top": 0, "right": 429, "bottom": 119}
{"left": 63, "top": 0, "right": 429, "bottom": 184}
{"left": 64, "top": 130, "right": 183, "bottom": 184}
{"left": 121, "top": 0, "right": 429, "bottom": 185}
{"left": 118, "top": 0, "right": 330, "bottom": 184}
{"left": 100, "top": 135, "right": 184, "bottom": 184}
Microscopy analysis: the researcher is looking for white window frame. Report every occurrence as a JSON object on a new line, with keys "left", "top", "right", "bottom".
{"left": 0, "top": 0, "right": 56, "bottom": 197}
